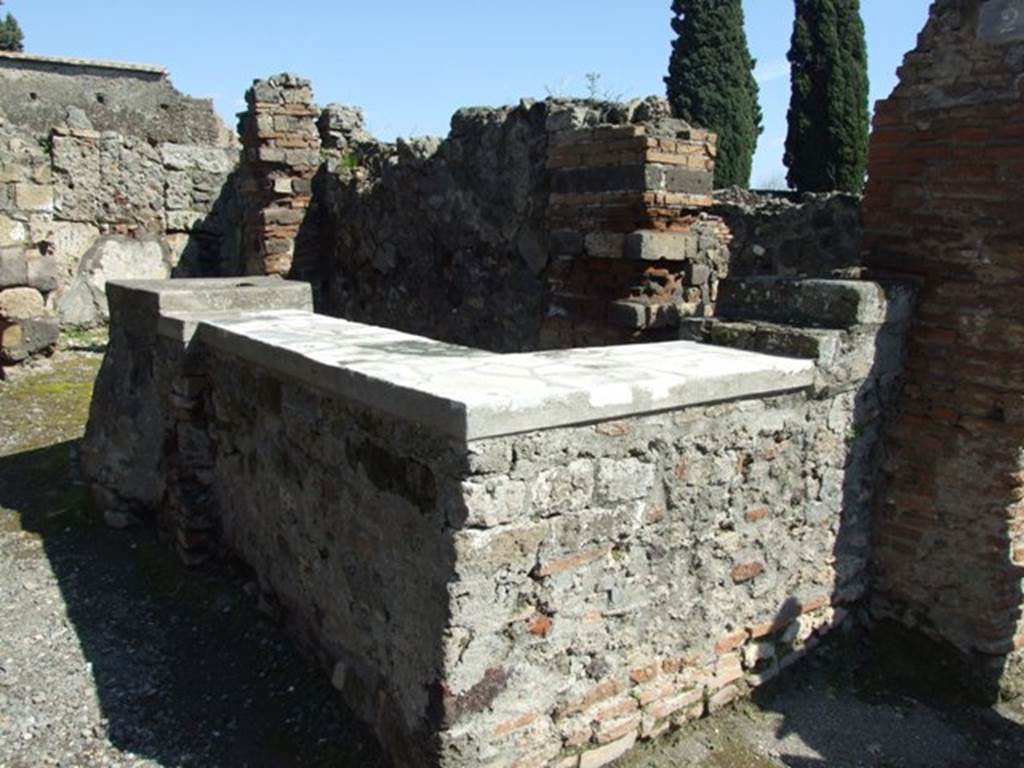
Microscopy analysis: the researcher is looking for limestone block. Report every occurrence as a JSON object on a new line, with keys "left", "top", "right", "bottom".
{"left": 160, "top": 143, "right": 235, "bottom": 174}
{"left": 14, "top": 183, "right": 55, "bottom": 213}
{"left": 58, "top": 236, "right": 170, "bottom": 326}
{"left": 0, "top": 286, "right": 46, "bottom": 319}
{"left": 0, "top": 213, "right": 26, "bottom": 247}
{"left": 26, "top": 253, "right": 61, "bottom": 293}
{"left": 0, "top": 246, "right": 27, "bottom": 288}
{"left": 0, "top": 159, "right": 21, "bottom": 183}
{"left": 28, "top": 220, "right": 101, "bottom": 288}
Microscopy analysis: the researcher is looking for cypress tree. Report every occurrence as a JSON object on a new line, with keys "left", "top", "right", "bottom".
{"left": 784, "top": 0, "right": 869, "bottom": 193}
{"left": 0, "top": 1, "right": 24, "bottom": 52}
{"left": 664, "top": 0, "right": 763, "bottom": 189}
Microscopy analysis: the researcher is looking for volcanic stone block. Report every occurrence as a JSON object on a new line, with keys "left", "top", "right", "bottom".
{"left": 716, "top": 277, "right": 915, "bottom": 329}
{"left": 549, "top": 164, "right": 712, "bottom": 196}
{"left": 0, "top": 316, "right": 59, "bottom": 363}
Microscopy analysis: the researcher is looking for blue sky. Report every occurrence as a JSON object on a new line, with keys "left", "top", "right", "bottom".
{"left": 8, "top": 1, "right": 931, "bottom": 188}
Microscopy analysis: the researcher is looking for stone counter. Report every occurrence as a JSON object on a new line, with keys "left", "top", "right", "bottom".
{"left": 194, "top": 310, "right": 813, "bottom": 440}
{"left": 84, "top": 278, "right": 907, "bottom": 767}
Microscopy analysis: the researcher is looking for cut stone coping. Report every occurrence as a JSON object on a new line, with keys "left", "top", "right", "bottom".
{"left": 195, "top": 310, "right": 816, "bottom": 441}
{"left": 0, "top": 51, "right": 166, "bottom": 76}
{"left": 108, "top": 277, "right": 314, "bottom": 342}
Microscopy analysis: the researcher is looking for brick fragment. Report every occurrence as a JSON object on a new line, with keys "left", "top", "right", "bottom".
{"left": 593, "top": 711, "right": 642, "bottom": 744}
{"left": 730, "top": 562, "right": 765, "bottom": 584}
{"left": 495, "top": 712, "right": 537, "bottom": 736}
{"left": 533, "top": 546, "right": 613, "bottom": 578}
{"left": 744, "top": 506, "right": 770, "bottom": 522}
{"left": 579, "top": 730, "right": 638, "bottom": 768}
{"left": 555, "top": 679, "right": 625, "bottom": 720}
{"left": 714, "top": 628, "right": 749, "bottom": 655}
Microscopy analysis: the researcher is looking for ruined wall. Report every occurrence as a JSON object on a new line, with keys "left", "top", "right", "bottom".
{"left": 292, "top": 95, "right": 863, "bottom": 353}
{"left": 0, "top": 53, "right": 238, "bottom": 369}
{"left": 316, "top": 99, "right": 553, "bottom": 352}
{"left": 710, "top": 189, "right": 863, "bottom": 278}
{"left": 315, "top": 97, "right": 737, "bottom": 352}
{"left": 863, "top": 0, "right": 1024, "bottom": 696}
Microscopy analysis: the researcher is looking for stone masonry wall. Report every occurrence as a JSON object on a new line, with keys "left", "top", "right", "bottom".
{"left": 0, "top": 53, "right": 238, "bottom": 370}
{"left": 710, "top": 189, "right": 863, "bottom": 279}
{"left": 314, "top": 97, "right": 740, "bottom": 352}
{"left": 438, "top": 388, "right": 874, "bottom": 767}
{"left": 863, "top": 0, "right": 1024, "bottom": 697}
{"left": 308, "top": 96, "right": 863, "bottom": 353}
{"left": 83, "top": 276, "right": 910, "bottom": 767}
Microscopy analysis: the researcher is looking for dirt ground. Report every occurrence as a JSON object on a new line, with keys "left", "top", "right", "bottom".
{"left": 1, "top": 339, "right": 1022, "bottom": 768}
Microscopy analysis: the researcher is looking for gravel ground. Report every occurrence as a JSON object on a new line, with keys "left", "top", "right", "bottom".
{"left": 1, "top": 340, "right": 1022, "bottom": 768}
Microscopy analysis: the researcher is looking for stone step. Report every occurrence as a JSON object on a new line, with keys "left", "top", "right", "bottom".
{"left": 680, "top": 318, "right": 843, "bottom": 366}
{"left": 715, "top": 277, "right": 913, "bottom": 329}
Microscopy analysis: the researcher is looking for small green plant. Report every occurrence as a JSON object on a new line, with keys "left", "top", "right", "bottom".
{"left": 340, "top": 150, "right": 359, "bottom": 170}
{"left": 845, "top": 420, "right": 868, "bottom": 444}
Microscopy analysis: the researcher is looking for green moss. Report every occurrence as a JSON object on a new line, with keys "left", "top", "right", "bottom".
{"left": 0, "top": 354, "right": 101, "bottom": 456}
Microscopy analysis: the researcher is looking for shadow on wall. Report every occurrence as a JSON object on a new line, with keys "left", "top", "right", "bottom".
{"left": 310, "top": 104, "right": 554, "bottom": 354}
{"left": 172, "top": 168, "right": 244, "bottom": 280}
{"left": 0, "top": 440, "right": 387, "bottom": 767}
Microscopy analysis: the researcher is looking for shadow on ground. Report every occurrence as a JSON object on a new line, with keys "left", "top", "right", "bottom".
{"left": 0, "top": 355, "right": 387, "bottom": 767}
{"left": 3, "top": 347, "right": 1024, "bottom": 768}
{"left": 622, "top": 623, "right": 1024, "bottom": 768}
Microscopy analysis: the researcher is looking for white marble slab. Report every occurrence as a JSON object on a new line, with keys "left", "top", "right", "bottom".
{"left": 196, "top": 310, "right": 816, "bottom": 441}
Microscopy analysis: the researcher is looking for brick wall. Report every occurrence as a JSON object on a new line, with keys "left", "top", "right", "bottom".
{"left": 540, "top": 121, "right": 732, "bottom": 348}
{"left": 864, "top": 0, "right": 1024, "bottom": 696}
{"left": 237, "top": 74, "right": 320, "bottom": 277}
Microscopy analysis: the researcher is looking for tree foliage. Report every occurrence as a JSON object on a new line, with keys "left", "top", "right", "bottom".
{"left": 0, "top": 0, "right": 23, "bottom": 52}
{"left": 784, "top": 0, "right": 869, "bottom": 193}
{"left": 664, "top": 0, "right": 763, "bottom": 189}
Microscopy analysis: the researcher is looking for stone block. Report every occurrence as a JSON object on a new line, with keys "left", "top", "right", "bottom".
{"left": 261, "top": 207, "right": 305, "bottom": 226}
{"left": 0, "top": 246, "right": 28, "bottom": 288}
{"left": 14, "top": 183, "right": 55, "bottom": 213}
{"left": 164, "top": 171, "right": 192, "bottom": 210}
{"left": 0, "top": 286, "right": 45, "bottom": 320}
{"left": 0, "top": 159, "right": 21, "bottom": 183}
{"left": 608, "top": 300, "right": 648, "bottom": 330}
{"left": 0, "top": 315, "right": 59, "bottom": 363}
{"left": 0, "top": 213, "right": 27, "bottom": 247}
{"left": 716, "top": 277, "right": 915, "bottom": 329}
{"left": 28, "top": 221, "right": 100, "bottom": 288}
{"left": 161, "top": 143, "right": 235, "bottom": 174}
{"left": 256, "top": 146, "right": 286, "bottom": 164}
{"left": 583, "top": 232, "right": 625, "bottom": 260}
{"left": 623, "top": 231, "right": 698, "bottom": 262}
{"left": 26, "top": 253, "right": 61, "bottom": 293}
{"left": 58, "top": 236, "right": 170, "bottom": 326}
